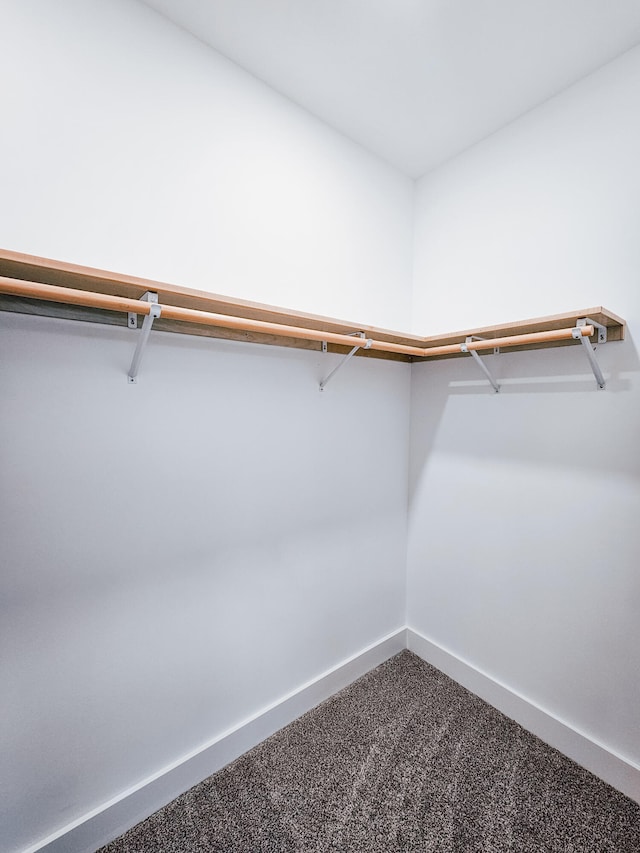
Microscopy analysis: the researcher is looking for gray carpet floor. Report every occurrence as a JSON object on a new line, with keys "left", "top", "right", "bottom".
{"left": 99, "top": 651, "right": 640, "bottom": 852}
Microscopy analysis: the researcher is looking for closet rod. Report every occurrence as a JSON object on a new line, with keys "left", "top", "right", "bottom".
{"left": 0, "top": 276, "right": 594, "bottom": 358}
{"left": 417, "top": 326, "right": 594, "bottom": 358}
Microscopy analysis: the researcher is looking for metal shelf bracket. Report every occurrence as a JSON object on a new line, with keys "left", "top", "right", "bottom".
{"left": 577, "top": 316, "right": 607, "bottom": 344}
{"left": 319, "top": 332, "right": 372, "bottom": 391}
{"left": 128, "top": 292, "right": 161, "bottom": 384}
{"left": 461, "top": 336, "right": 500, "bottom": 393}
{"left": 573, "top": 319, "right": 606, "bottom": 390}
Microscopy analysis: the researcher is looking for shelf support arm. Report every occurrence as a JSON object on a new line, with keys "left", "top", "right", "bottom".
{"left": 573, "top": 320, "right": 606, "bottom": 390}
{"left": 128, "top": 292, "right": 161, "bottom": 384}
{"left": 319, "top": 332, "right": 373, "bottom": 391}
{"left": 461, "top": 337, "right": 500, "bottom": 393}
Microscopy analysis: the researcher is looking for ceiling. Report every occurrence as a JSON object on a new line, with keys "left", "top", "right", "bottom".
{"left": 141, "top": 0, "right": 640, "bottom": 177}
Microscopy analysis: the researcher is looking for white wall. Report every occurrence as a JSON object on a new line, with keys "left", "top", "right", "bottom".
{"left": 0, "top": 0, "right": 413, "bottom": 331}
{"left": 0, "top": 315, "right": 410, "bottom": 853}
{"left": 408, "top": 45, "right": 640, "bottom": 777}
{"left": 0, "top": 2, "right": 412, "bottom": 851}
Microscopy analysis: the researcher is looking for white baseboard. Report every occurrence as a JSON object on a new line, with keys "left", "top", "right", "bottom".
{"left": 407, "top": 626, "right": 640, "bottom": 806}
{"left": 26, "top": 628, "right": 407, "bottom": 853}
{"left": 24, "top": 625, "right": 640, "bottom": 853}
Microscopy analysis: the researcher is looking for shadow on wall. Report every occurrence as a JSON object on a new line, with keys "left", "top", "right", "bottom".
{"left": 406, "top": 329, "right": 640, "bottom": 767}
{"left": 408, "top": 330, "right": 640, "bottom": 506}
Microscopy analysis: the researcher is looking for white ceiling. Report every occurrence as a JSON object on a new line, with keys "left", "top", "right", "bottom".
{"left": 141, "top": 0, "right": 640, "bottom": 177}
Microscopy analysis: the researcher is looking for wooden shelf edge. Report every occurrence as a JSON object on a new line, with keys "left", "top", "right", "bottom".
{"left": 413, "top": 308, "right": 625, "bottom": 361}
{"left": 0, "top": 248, "right": 418, "bottom": 347}
{"left": 0, "top": 248, "right": 626, "bottom": 361}
{"left": 421, "top": 308, "right": 625, "bottom": 344}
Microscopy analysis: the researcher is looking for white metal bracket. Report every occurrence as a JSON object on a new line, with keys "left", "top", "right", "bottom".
{"left": 577, "top": 316, "right": 607, "bottom": 344}
{"left": 460, "top": 336, "right": 500, "bottom": 393}
{"left": 573, "top": 319, "right": 606, "bottom": 390}
{"left": 128, "top": 292, "right": 161, "bottom": 384}
{"left": 319, "top": 332, "right": 373, "bottom": 391}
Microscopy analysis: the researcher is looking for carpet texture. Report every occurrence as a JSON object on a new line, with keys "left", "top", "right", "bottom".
{"left": 99, "top": 651, "right": 640, "bottom": 852}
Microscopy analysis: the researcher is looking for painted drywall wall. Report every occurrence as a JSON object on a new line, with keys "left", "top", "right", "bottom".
{"left": 0, "top": 0, "right": 412, "bottom": 331}
{"left": 0, "top": 1, "right": 412, "bottom": 850}
{"left": 411, "top": 44, "right": 640, "bottom": 335}
{"left": 0, "top": 314, "right": 409, "bottom": 853}
{"left": 408, "top": 45, "right": 640, "bottom": 778}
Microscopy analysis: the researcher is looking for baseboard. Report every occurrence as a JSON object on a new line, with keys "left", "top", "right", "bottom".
{"left": 407, "top": 626, "right": 640, "bottom": 805}
{"left": 23, "top": 625, "right": 640, "bottom": 853}
{"left": 25, "top": 628, "right": 407, "bottom": 853}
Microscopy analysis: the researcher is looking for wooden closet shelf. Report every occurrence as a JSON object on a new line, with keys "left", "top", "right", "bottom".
{"left": 0, "top": 249, "right": 625, "bottom": 364}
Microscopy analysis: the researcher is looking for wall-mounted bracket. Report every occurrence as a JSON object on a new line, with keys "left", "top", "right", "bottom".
{"left": 461, "top": 336, "right": 500, "bottom": 393}
{"left": 319, "top": 332, "right": 372, "bottom": 391}
{"left": 577, "top": 316, "right": 607, "bottom": 344}
{"left": 573, "top": 320, "right": 606, "bottom": 389}
{"left": 128, "top": 292, "right": 161, "bottom": 384}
